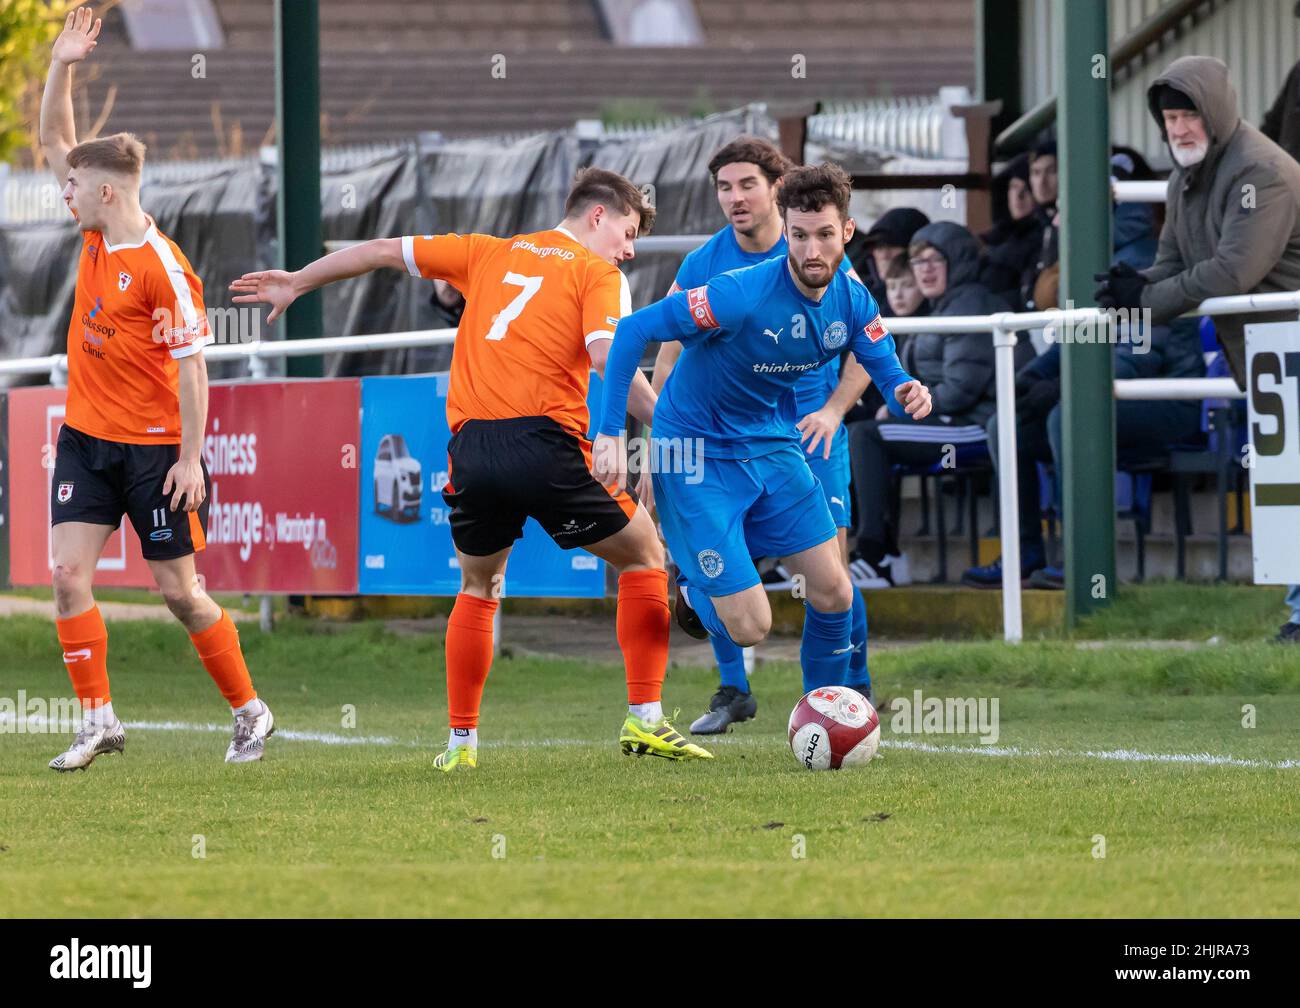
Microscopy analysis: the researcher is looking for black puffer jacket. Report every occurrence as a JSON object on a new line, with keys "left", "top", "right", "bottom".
{"left": 901, "top": 221, "right": 1009, "bottom": 426}
{"left": 979, "top": 154, "right": 1045, "bottom": 306}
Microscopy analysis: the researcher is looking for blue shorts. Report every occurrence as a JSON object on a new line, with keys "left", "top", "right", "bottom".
{"left": 653, "top": 441, "right": 838, "bottom": 597}
{"left": 803, "top": 426, "right": 851, "bottom": 528}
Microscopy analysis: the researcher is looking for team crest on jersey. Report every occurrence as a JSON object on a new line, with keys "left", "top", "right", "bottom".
{"left": 697, "top": 549, "right": 725, "bottom": 578}
{"left": 118, "top": 271, "right": 133, "bottom": 291}
{"left": 865, "top": 314, "right": 888, "bottom": 343}
{"left": 686, "top": 287, "right": 719, "bottom": 329}
{"left": 823, "top": 320, "right": 848, "bottom": 350}
{"left": 57, "top": 482, "right": 74, "bottom": 504}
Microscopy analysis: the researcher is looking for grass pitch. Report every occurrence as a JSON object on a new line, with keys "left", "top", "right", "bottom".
{"left": 1, "top": 593, "right": 1298, "bottom": 918}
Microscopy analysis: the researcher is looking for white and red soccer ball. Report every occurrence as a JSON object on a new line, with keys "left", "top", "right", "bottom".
{"left": 788, "top": 686, "right": 880, "bottom": 770}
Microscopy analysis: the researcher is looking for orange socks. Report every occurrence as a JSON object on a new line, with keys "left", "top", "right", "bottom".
{"left": 445, "top": 593, "right": 499, "bottom": 728}
{"left": 189, "top": 609, "right": 257, "bottom": 708}
{"left": 56, "top": 605, "right": 111, "bottom": 709}
{"left": 617, "top": 568, "right": 669, "bottom": 705}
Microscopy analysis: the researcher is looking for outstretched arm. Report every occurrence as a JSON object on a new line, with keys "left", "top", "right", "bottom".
{"left": 593, "top": 299, "right": 680, "bottom": 492}
{"left": 230, "top": 238, "right": 406, "bottom": 322}
{"left": 587, "top": 337, "right": 657, "bottom": 428}
{"left": 41, "top": 7, "right": 101, "bottom": 182}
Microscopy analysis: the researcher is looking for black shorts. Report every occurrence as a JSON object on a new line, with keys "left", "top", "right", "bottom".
{"left": 443, "top": 416, "right": 638, "bottom": 556}
{"left": 51, "top": 424, "right": 211, "bottom": 561}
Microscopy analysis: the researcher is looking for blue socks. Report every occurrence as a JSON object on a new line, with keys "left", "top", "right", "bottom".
{"left": 683, "top": 582, "right": 753, "bottom": 692}
{"left": 800, "top": 601, "right": 853, "bottom": 694}
{"left": 712, "top": 635, "right": 751, "bottom": 692}
{"left": 685, "top": 577, "right": 865, "bottom": 698}
{"left": 682, "top": 581, "right": 734, "bottom": 643}
{"left": 844, "top": 588, "right": 870, "bottom": 693}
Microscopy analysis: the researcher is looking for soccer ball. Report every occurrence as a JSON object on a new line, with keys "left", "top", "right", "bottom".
{"left": 788, "top": 686, "right": 880, "bottom": 770}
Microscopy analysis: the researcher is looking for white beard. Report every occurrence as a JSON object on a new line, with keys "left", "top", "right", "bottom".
{"left": 1170, "top": 140, "right": 1208, "bottom": 167}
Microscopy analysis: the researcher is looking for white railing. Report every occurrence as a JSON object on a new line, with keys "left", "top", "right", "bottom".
{"left": 1113, "top": 180, "right": 1169, "bottom": 203}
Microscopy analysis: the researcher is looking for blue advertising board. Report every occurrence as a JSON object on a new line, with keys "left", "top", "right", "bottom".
{"left": 358, "top": 373, "right": 607, "bottom": 597}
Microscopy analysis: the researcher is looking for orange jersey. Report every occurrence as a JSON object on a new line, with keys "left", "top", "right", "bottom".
{"left": 65, "top": 216, "right": 210, "bottom": 445}
{"left": 402, "top": 227, "right": 630, "bottom": 438}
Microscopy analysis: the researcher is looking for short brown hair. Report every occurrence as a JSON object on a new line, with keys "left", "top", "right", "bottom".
{"left": 777, "top": 162, "right": 853, "bottom": 220}
{"left": 908, "top": 238, "right": 941, "bottom": 260}
{"left": 884, "top": 253, "right": 913, "bottom": 280}
{"left": 707, "top": 135, "right": 793, "bottom": 185}
{"left": 66, "top": 132, "right": 147, "bottom": 178}
{"left": 564, "top": 167, "right": 656, "bottom": 235}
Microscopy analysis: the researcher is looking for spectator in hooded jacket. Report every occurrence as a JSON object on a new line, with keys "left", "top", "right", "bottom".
{"left": 852, "top": 206, "right": 930, "bottom": 310}
{"left": 1096, "top": 55, "right": 1300, "bottom": 642}
{"left": 979, "top": 153, "right": 1044, "bottom": 306}
{"left": 847, "top": 222, "right": 1007, "bottom": 586}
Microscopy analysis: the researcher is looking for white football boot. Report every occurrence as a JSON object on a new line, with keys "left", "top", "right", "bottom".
{"left": 49, "top": 717, "right": 126, "bottom": 772}
{"left": 225, "top": 700, "right": 275, "bottom": 763}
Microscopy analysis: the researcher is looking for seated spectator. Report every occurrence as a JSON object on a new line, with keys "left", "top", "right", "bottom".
{"left": 962, "top": 169, "right": 1205, "bottom": 589}
{"left": 979, "top": 153, "right": 1043, "bottom": 306}
{"left": 852, "top": 206, "right": 930, "bottom": 310}
{"left": 1032, "top": 147, "right": 1157, "bottom": 311}
{"left": 847, "top": 253, "right": 930, "bottom": 424}
{"left": 848, "top": 222, "right": 1006, "bottom": 586}
{"left": 1020, "top": 138, "right": 1059, "bottom": 311}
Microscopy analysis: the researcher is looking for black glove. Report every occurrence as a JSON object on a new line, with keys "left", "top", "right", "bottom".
{"left": 1093, "top": 262, "right": 1148, "bottom": 310}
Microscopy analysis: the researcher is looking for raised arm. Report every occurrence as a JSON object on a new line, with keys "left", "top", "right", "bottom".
{"left": 230, "top": 238, "right": 406, "bottom": 322}
{"left": 41, "top": 7, "right": 101, "bottom": 182}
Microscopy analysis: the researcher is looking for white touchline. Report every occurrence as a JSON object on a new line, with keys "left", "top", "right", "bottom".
{"left": 881, "top": 738, "right": 1300, "bottom": 770}
{"left": 5, "top": 715, "right": 1298, "bottom": 769}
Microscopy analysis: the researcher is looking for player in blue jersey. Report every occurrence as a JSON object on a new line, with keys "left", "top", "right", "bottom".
{"left": 595, "top": 164, "right": 932, "bottom": 704}
{"left": 648, "top": 138, "right": 875, "bottom": 733}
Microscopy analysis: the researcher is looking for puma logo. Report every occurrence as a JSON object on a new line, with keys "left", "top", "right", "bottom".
{"left": 764, "top": 327, "right": 783, "bottom": 343}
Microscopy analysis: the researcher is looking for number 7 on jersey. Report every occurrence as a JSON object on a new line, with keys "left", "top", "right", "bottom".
{"left": 485, "top": 272, "right": 543, "bottom": 341}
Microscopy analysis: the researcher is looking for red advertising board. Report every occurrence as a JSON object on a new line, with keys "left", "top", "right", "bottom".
{"left": 201, "top": 379, "right": 359, "bottom": 593}
{"left": 7, "top": 386, "right": 155, "bottom": 587}
{"left": 6, "top": 380, "right": 359, "bottom": 593}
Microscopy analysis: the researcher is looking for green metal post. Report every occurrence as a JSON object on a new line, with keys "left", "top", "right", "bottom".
{"left": 275, "top": 0, "right": 323, "bottom": 377}
{"left": 1055, "top": 0, "right": 1114, "bottom": 626}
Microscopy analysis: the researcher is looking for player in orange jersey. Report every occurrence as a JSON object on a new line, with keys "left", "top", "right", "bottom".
{"left": 232, "top": 168, "right": 712, "bottom": 769}
{"left": 39, "top": 8, "right": 274, "bottom": 771}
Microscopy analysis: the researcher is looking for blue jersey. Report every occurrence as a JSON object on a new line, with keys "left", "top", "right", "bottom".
{"left": 675, "top": 226, "right": 851, "bottom": 418}
{"left": 599, "top": 255, "right": 913, "bottom": 459}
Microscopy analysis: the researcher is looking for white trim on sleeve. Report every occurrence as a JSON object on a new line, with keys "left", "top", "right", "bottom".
{"left": 617, "top": 270, "right": 632, "bottom": 316}
{"left": 168, "top": 337, "right": 208, "bottom": 361}
{"left": 584, "top": 329, "right": 615, "bottom": 347}
{"left": 145, "top": 229, "right": 200, "bottom": 330}
{"left": 401, "top": 235, "right": 421, "bottom": 277}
